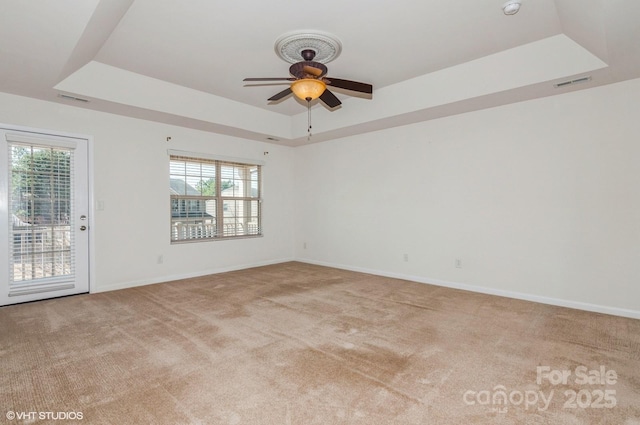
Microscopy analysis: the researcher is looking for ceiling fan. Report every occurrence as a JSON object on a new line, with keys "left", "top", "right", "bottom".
{"left": 243, "top": 49, "right": 373, "bottom": 109}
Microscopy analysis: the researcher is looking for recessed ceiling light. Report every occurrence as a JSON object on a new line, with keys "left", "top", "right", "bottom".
{"left": 502, "top": 0, "right": 522, "bottom": 15}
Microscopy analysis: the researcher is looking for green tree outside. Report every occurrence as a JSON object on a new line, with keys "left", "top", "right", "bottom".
{"left": 196, "top": 179, "right": 234, "bottom": 196}
{"left": 11, "top": 145, "right": 71, "bottom": 225}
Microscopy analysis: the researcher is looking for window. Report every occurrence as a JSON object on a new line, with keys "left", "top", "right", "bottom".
{"left": 169, "top": 154, "right": 262, "bottom": 242}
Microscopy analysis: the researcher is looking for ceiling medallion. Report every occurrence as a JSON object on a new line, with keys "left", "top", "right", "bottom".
{"left": 274, "top": 30, "right": 342, "bottom": 64}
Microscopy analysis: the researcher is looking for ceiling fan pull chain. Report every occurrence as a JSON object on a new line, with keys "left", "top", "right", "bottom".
{"left": 307, "top": 98, "right": 313, "bottom": 140}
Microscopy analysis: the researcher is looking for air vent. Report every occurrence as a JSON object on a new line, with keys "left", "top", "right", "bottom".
{"left": 554, "top": 76, "right": 592, "bottom": 88}
{"left": 57, "top": 93, "right": 89, "bottom": 103}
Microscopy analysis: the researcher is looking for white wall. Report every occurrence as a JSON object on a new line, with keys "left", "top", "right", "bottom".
{"left": 2, "top": 78, "right": 639, "bottom": 318}
{"left": 294, "top": 78, "right": 640, "bottom": 317}
{"left": 0, "top": 93, "right": 295, "bottom": 292}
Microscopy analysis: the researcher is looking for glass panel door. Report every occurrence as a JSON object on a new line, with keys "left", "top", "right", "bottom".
{"left": 1, "top": 127, "right": 89, "bottom": 305}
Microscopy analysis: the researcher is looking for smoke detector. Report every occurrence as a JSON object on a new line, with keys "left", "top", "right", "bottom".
{"left": 502, "top": 0, "right": 522, "bottom": 15}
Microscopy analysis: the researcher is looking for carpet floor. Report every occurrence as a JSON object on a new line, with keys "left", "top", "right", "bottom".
{"left": 1, "top": 262, "right": 639, "bottom": 424}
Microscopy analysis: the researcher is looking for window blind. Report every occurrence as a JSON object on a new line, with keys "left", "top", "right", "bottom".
{"left": 169, "top": 153, "right": 262, "bottom": 242}
{"left": 8, "top": 142, "right": 75, "bottom": 283}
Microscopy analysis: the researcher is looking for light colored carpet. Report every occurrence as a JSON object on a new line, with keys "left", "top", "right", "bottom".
{"left": 1, "top": 262, "right": 639, "bottom": 424}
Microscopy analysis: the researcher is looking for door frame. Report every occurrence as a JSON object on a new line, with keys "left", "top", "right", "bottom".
{"left": 0, "top": 122, "right": 94, "bottom": 303}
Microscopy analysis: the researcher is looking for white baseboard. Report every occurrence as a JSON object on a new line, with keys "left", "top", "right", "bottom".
{"left": 91, "top": 257, "right": 295, "bottom": 294}
{"left": 297, "top": 258, "right": 640, "bottom": 320}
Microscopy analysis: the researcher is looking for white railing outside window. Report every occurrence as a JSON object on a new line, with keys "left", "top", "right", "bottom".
{"left": 169, "top": 154, "right": 262, "bottom": 243}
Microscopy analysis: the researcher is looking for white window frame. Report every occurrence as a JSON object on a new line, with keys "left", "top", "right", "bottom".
{"left": 169, "top": 151, "right": 263, "bottom": 243}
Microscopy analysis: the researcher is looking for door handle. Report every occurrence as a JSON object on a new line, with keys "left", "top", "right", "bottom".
{"left": 80, "top": 225, "right": 87, "bottom": 231}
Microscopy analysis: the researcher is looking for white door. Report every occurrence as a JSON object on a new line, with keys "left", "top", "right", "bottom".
{"left": 0, "top": 126, "right": 90, "bottom": 306}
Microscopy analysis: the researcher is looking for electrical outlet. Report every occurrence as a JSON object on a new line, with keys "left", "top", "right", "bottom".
{"left": 403, "top": 253, "right": 409, "bottom": 262}
{"left": 303, "top": 242, "right": 307, "bottom": 249}
{"left": 157, "top": 255, "right": 164, "bottom": 264}
{"left": 455, "top": 259, "right": 462, "bottom": 268}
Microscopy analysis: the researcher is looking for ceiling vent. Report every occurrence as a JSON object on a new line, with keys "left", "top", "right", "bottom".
{"left": 57, "top": 93, "right": 89, "bottom": 103}
{"left": 553, "top": 76, "right": 592, "bottom": 88}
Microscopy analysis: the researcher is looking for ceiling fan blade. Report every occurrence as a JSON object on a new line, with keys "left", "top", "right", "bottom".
{"left": 244, "top": 77, "right": 295, "bottom": 81}
{"left": 319, "top": 89, "right": 341, "bottom": 108}
{"left": 302, "top": 65, "right": 323, "bottom": 77}
{"left": 325, "top": 78, "right": 373, "bottom": 94}
{"left": 268, "top": 87, "right": 292, "bottom": 101}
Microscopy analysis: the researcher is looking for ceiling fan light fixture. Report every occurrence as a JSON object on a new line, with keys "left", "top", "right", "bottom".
{"left": 502, "top": 0, "right": 522, "bottom": 15}
{"left": 291, "top": 79, "right": 326, "bottom": 101}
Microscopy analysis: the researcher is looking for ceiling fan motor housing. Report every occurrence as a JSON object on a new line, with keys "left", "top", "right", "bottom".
{"left": 289, "top": 61, "right": 327, "bottom": 78}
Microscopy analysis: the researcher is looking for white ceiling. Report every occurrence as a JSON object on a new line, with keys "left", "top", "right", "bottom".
{"left": 1, "top": 0, "right": 639, "bottom": 146}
